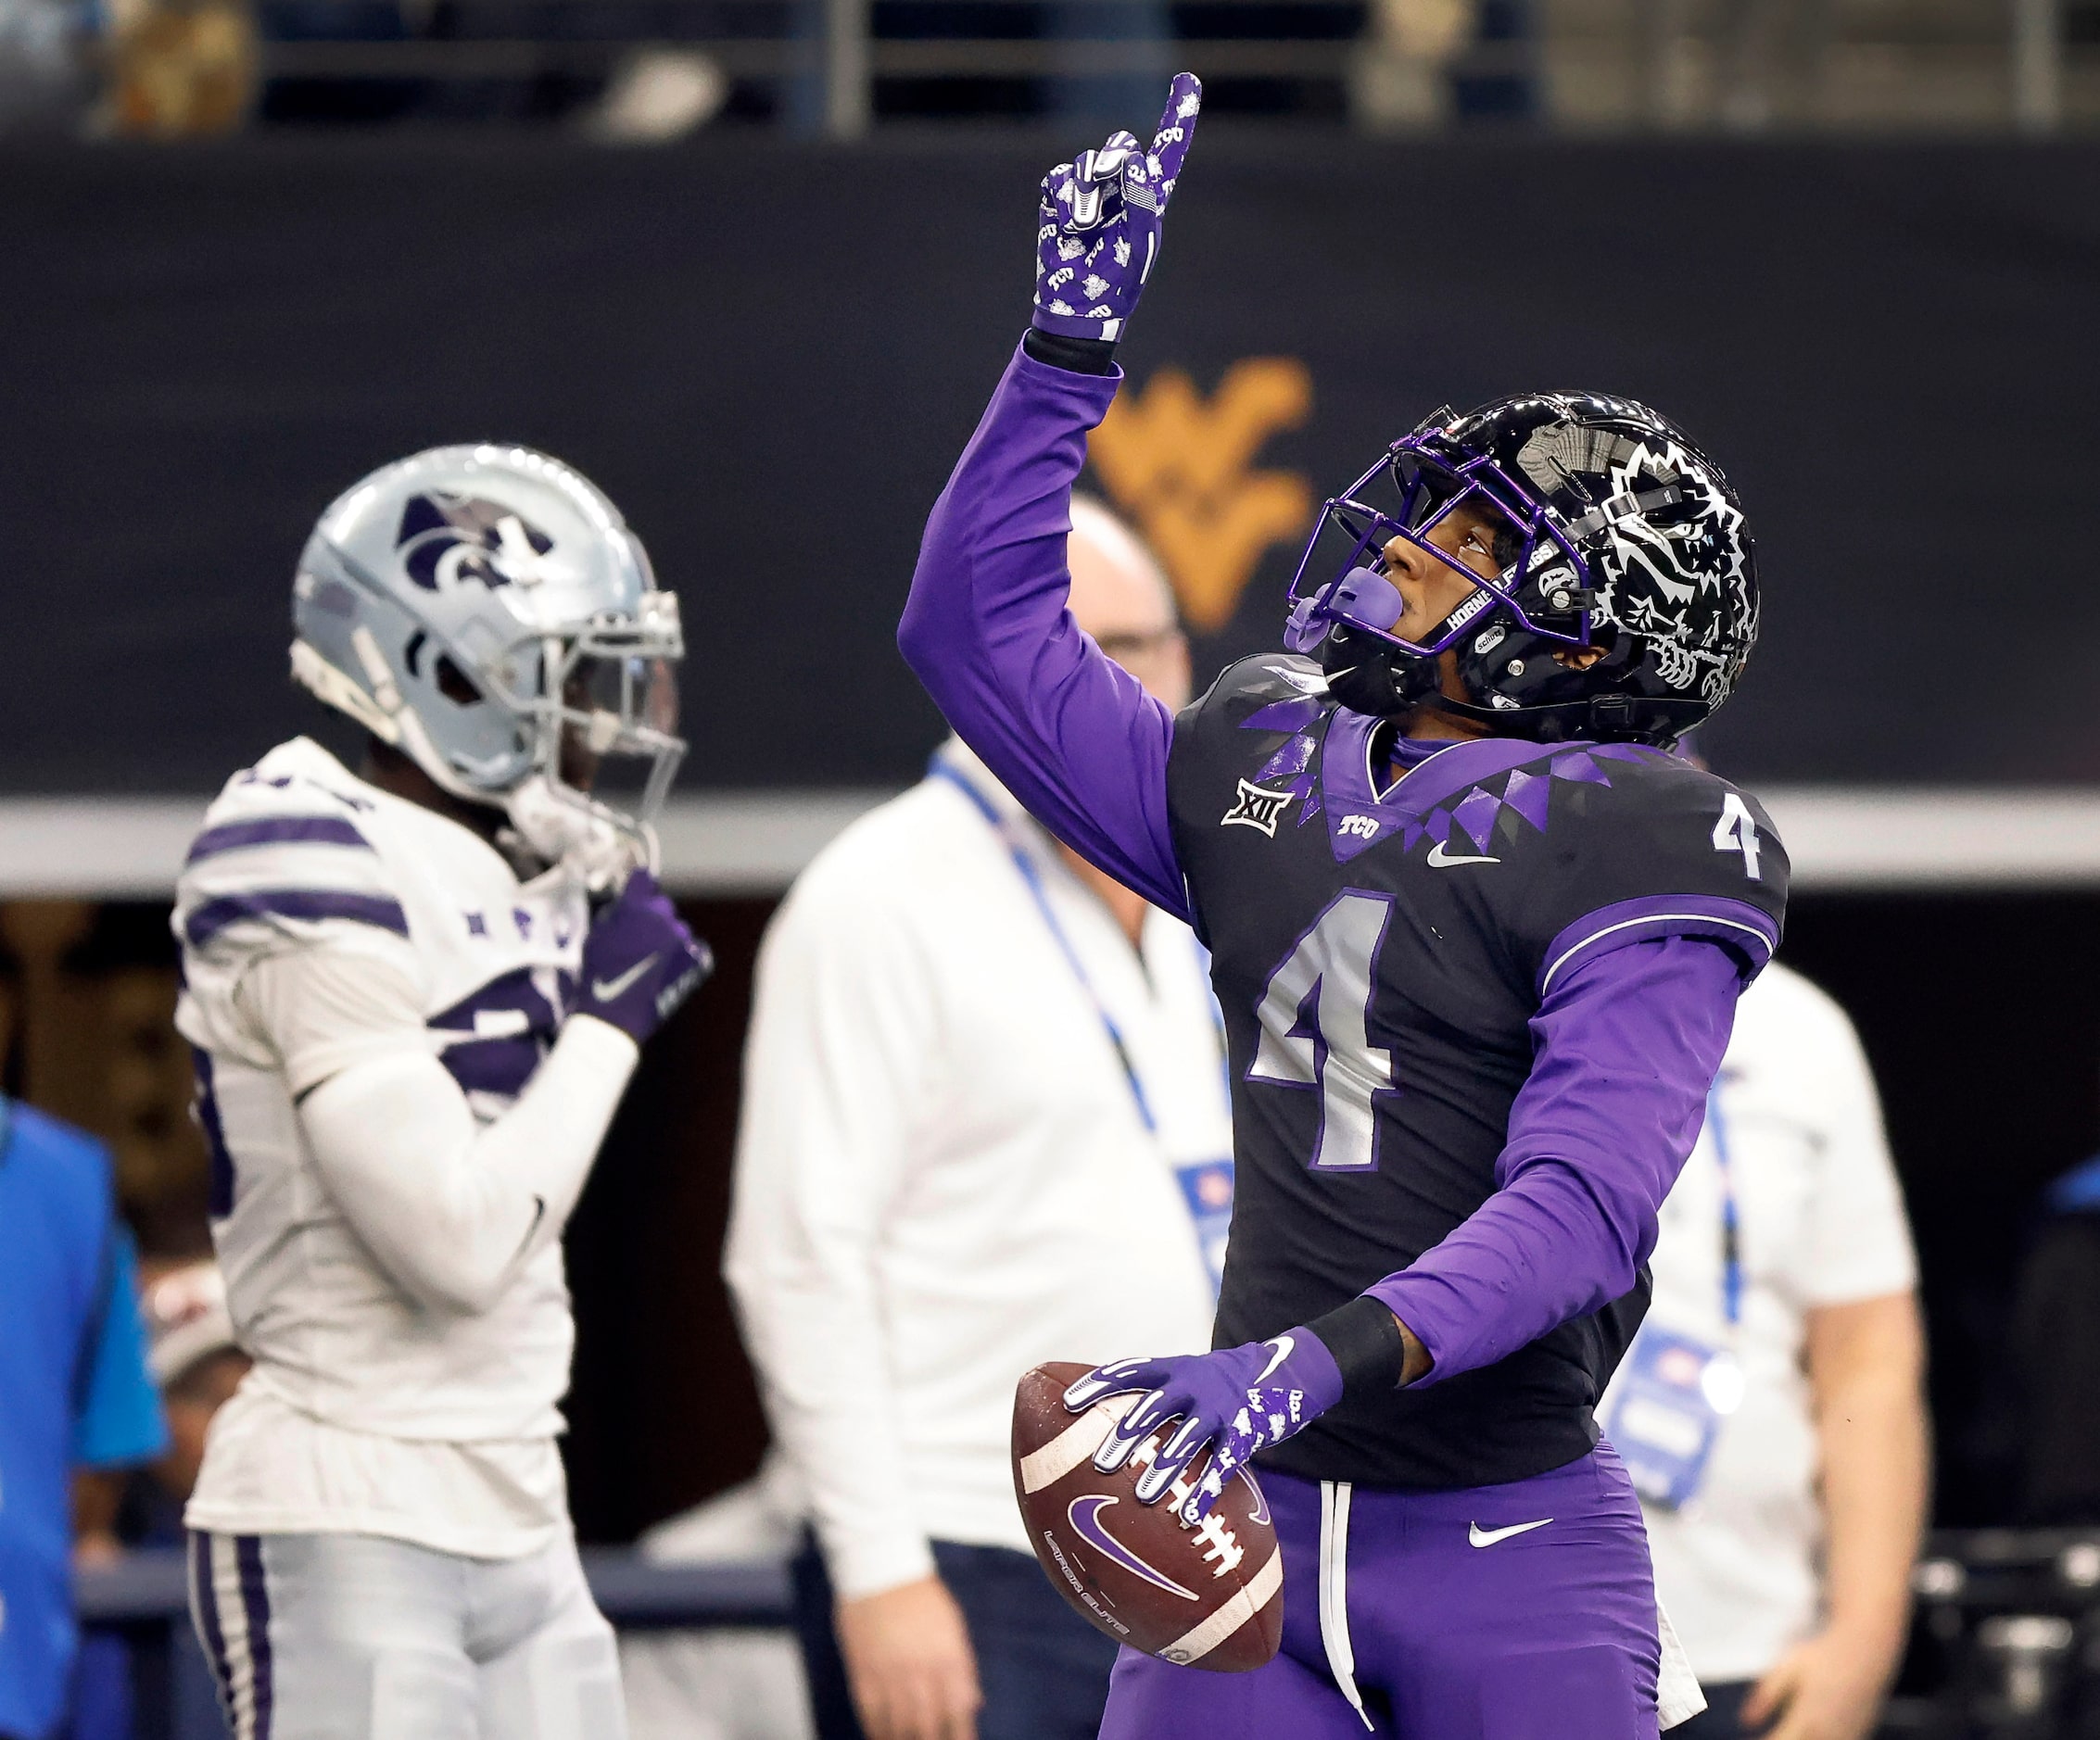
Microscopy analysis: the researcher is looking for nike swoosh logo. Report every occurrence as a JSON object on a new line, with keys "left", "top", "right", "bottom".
{"left": 1427, "top": 840, "right": 1500, "bottom": 867}
{"left": 1469, "top": 1519, "right": 1552, "bottom": 1547}
{"left": 1067, "top": 1495, "right": 1198, "bottom": 1600}
{"left": 592, "top": 954, "right": 660, "bottom": 1002}
{"left": 1253, "top": 1334, "right": 1295, "bottom": 1384}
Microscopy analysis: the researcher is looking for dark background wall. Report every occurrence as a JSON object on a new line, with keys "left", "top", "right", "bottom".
{"left": 6, "top": 134, "right": 2100, "bottom": 793}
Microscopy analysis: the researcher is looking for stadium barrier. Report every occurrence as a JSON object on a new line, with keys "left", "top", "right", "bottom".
{"left": 213, "top": 0, "right": 2072, "bottom": 135}
{"left": 76, "top": 1548, "right": 795, "bottom": 1739}
{"left": 76, "top": 1531, "right": 2100, "bottom": 1735}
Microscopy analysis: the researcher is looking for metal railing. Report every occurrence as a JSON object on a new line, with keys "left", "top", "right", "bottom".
{"left": 234, "top": 0, "right": 2077, "bottom": 135}
{"left": 76, "top": 1547, "right": 795, "bottom": 1740}
{"left": 78, "top": 1529, "right": 2100, "bottom": 1737}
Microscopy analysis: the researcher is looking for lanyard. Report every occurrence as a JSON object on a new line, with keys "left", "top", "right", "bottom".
{"left": 1705, "top": 1077, "right": 1744, "bottom": 1330}
{"left": 931, "top": 758, "right": 1159, "bottom": 1135}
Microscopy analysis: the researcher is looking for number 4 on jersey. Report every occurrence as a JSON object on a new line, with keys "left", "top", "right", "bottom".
{"left": 1247, "top": 891, "right": 1396, "bottom": 1173}
{"left": 1712, "top": 793, "right": 1763, "bottom": 881}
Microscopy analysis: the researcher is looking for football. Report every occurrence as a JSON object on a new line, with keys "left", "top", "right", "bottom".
{"left": 1010, "top": 1361, "right": 1284, "bottom": 1673}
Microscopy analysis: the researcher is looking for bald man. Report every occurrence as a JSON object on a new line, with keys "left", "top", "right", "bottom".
{"left": 727, "top": 498, "right": 1232, "bottom": 1740}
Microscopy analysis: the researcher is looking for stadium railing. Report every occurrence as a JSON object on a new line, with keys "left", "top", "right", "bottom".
{"left": 83, "top": 1529, "right": 2100, "bottom": 1736}
{"left": 233, "top": 0, "right": 2078, "bottom": 136}
{"left": 77, "top": 1547, "right": 793, "bottom": 1739}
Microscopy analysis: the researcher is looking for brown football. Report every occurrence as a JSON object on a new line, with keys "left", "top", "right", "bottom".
{"left": 1010, "top": 1361, "right": 1283, "bottom": 1673}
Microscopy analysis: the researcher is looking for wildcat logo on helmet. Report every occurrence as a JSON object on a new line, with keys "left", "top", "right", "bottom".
{"left": 290, "top": 444, "right": 686, "bottom": 888}
{"left": 396, "top": 492, "right": 564, "bottom": 593}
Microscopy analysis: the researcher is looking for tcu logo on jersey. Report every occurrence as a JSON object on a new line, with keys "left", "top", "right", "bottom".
{"left": 1221, "top": 779, "right": 1297, "bottom": 838}
{"left": 1336, "top": 814, "right": 1380, "bottom": 841}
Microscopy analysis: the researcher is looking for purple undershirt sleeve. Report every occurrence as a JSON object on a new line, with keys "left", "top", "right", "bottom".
{"left": 1366, "top": 933, "right": 1744, "bottom": 1384}
{"left": 898, "top": 341, "right": 1190, "bottom": 920}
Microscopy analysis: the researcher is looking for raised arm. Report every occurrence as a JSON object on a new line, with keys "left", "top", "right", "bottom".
{"left": 897, "top": 74, "right": 1203, "bottom": 920}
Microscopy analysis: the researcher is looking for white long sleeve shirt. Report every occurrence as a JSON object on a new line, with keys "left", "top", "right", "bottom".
{"left": 724, "top": 741, "right": 1231, "bottom": 1601}
{"left": 1601, "top": 962, "right": 1918, "bottom": 1681}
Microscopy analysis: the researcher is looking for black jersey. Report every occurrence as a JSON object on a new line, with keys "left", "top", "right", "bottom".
{"left": 1164, "top": 656, "right": 1790, "bottom": 1490}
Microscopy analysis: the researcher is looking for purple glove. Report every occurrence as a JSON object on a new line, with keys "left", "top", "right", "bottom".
{"left": 576, "top": 869, "right": 713, "bottom": 1044}
{"left": 1031, "top": 71, "right": 1202, "bottom": 344}
{"left": 1064, "top": 1330, "right": 1344, "bottom": 1523}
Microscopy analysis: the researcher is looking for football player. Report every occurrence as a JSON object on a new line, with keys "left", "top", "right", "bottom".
{"left": 173, "top": 447, "right": 711, "bottom": 1739}
{"left": 898, "top": 75, "right": 1786, "bottom": 1739}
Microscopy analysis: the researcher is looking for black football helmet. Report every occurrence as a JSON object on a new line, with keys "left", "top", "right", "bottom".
{"left": 1283, "top": 392, "right": 1758, "bottom": 745}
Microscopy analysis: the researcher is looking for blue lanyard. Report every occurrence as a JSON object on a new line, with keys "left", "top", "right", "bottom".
{"left": 1705, "top": 1077, "right": 1744, "bottom": 1330}
{"left": 931, "top": 758, "right": 1159, "bottom": 1135}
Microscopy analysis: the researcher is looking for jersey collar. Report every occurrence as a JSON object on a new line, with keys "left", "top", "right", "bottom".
{"left": 1317, "top": 711, "right": 1655, "bottom": 865}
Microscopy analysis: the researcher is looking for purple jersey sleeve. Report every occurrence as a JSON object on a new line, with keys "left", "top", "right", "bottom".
{"left": 898, "top": 341, "right": 1190, "bottom": 919}
{"left": 1366, "top": 933, "right": 1740, "bottom": 1384}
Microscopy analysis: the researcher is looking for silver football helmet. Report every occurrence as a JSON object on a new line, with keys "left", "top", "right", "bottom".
{"left": 291, "top": 444, "right": 685, "bottom": 883}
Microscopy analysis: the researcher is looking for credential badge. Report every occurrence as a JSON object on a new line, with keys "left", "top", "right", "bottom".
{"left": 1222, "top": 779, "right": 1296, "bottom": 838}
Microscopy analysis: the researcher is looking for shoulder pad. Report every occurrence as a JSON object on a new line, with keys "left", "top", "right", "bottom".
{"left": 1506, "top": 745, "right": 1787, "bottom": 990}
{"left": 1184, "top": 654, "right": 1334, "bottom": 734}
{"left": 176, "top": 745, "right": 408, "bottom": 963}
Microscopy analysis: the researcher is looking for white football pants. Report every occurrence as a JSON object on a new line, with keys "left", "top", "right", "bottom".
{"left": 186, "top": 1530, "right": 628, "bottom": 1740}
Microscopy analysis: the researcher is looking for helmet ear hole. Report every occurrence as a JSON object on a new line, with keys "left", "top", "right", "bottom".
{"left": 433, "top": 653, "right": 482, "bottom": 708}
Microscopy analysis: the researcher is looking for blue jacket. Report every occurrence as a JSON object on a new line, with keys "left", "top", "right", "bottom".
{"left": 0, "top": 1100, "right": 166, "bottom": 1740}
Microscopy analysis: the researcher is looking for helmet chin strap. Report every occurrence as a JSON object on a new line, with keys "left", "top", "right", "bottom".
{"left": 500, "top": 775, "right": 654, "bottom": 896}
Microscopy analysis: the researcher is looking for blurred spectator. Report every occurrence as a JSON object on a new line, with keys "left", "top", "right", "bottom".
{"left": 1601, "top": 962, "right": 1928, "bottom": 1740}
{"left": 0, "top": 1094, "right": 167, "bottom": 1740}
{"left": 585, "top": 45, "right": 726, "bottom": 137}
{"left": 620, "top": 1453, "right": 816, "bottom": 1740}
{"left": 134, "top": 1262, "right": 249, "bottom": 1536}
{"left": 1351, "top": 0, "right": 1532, "bottom": 127}
{"left": 2012, "top": 1155, "right": 2100, "bottom": 1525}
{"left": 252, "top": 0, "right": 721, "bottom": 128}
{"left": 101, "top": 0, "right": 256, "bottom": 135}
{"left": 1351, "top": 0, "right": 1471, "bottom": 127}
{"left": 727, "top": 498, "right": 1232, "bottom": 1740}
{"left": 0, "top": 0, "right": 90, "bottom": 131}
{"left": 62, "top": 1265, "right": 246, "bottom": 1740}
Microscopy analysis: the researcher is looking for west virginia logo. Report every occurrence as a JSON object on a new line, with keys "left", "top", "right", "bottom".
{"left": 1088, "top": 359, "right": 1315, "bottom": 633}
{"left": 397, "top": 492, "right": 563, "bottom": 592}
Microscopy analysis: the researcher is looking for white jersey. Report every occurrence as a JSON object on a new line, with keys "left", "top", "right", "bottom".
{"left": 175, "top": 737, "right": 591, "bottom": 1557}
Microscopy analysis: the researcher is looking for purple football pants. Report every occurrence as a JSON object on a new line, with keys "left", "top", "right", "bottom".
{"left": 1097, "top": 1444, "right": 1676, "bottom": 1740}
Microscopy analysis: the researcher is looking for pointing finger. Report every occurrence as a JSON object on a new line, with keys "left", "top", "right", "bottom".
{"left": 1146, "top": 71, "right": 1202, "bottom": 195}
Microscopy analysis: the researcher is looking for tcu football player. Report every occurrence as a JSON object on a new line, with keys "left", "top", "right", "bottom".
{"left": 173, "top": 447, "right": 710, "bottom": 1738}
{"left": 900, "top": 75, "right": 1786, "bottom": 1739}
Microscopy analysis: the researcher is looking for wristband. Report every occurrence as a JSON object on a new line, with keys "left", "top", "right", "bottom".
{"left": 1307, "top": 1293, "right": 1412, "bottom": 1397}
{"left": 1023, "top": 327, "right": 1118, "bottom": 377}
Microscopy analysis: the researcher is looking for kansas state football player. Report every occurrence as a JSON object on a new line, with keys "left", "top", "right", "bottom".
{"left": 173, "top": 448, "right": 709, "bottom": 1739}
{"left": 900, "top": 75, "right": 1786, "bottom": 1739}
